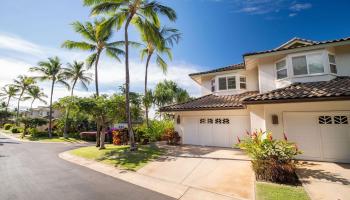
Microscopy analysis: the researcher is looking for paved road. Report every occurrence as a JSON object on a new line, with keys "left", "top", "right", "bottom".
{"left": 0, "top": 134, "right": 175, "bottom": 200}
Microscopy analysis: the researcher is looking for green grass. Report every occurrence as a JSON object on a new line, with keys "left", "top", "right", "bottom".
{"left": 24, "top": 135, "right": 83, "bottom": 143}
{"left": 256, "top": 182, "right": 310, "bottom": 200}
{"left": 70, "top": 144, "right": 165, "bottom": 171}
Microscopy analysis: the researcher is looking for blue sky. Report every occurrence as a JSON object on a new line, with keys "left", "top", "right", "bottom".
{"left": 1, "top": 0, "right": 350, "bottom": 108}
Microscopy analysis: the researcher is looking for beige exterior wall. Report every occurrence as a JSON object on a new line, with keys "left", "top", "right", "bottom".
{"left": 248, "top": 100, "right": 350, "bottom": 139}
{"left": 335, "top": 45, "right": 350, "bottom": 76}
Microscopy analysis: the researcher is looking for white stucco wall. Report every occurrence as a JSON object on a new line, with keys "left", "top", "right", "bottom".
{"left": 201, "top": 79, "right": 212, "bottom": 96}
{"left": 335, "top": 45, "right": 350, "bottom": 76}
{"left": 248, "top": 100, "right": 350, "bottom": 140}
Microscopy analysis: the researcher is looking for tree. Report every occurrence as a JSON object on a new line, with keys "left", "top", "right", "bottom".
{"left": 137, "top": 21, "right": 181, "bottom": 126}
{"left": 153, "top": 80, "right": 191, "bottom": 107}
{"left": 30, "top": 57, "right": 70, "bottom": 138}
{"left": 62, "top": 61, "right": 92, "bottom": 138}
{"left": 85, "top": 0, "right": 177, "bottom": 151}
{"left": 62, "top": 18, "right": 124, "bottom": 97}
{"left": 0, "top": 85, "right": 19, "bottom": 112}
{"left": 24, "top": 86, "right": 47, "bottom": 110}
{"left": 13, "top": 75, "right": 35, "bottom": 124}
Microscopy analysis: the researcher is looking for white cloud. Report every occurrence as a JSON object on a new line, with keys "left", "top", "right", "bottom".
{"left": 289, "top": 13, "right": 297, "bottom": 17}
{"left": 290, "top": 3, "right": 312, "bottom": 11}
{"left": 0, "top": 33, "right": 201, "bottom": 111}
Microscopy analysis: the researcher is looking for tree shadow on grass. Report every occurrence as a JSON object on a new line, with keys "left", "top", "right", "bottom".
{"left": 96, "top": 145, "right": 165, "bottom": 171}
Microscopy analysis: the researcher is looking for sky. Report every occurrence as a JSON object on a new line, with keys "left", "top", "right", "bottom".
{"left": 1, "top": 0, "right": 350, "bottom": 110}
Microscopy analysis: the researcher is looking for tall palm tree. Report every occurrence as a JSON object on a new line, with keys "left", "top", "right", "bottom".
{"left": 62, "top": 61, "right": 92, "bottom": 138}
{"left": 62, "top": 18, "right": 124, "bottom": 97}
{"left": 85, "top": 0, "right": 177, "bottom": 150}
{"left": 13, "top": 76, "right": 35, "bottom": 124}
{"left": 30, "top": 57, "right": 70, "bottom": 138}
{"left": 24, "top": 86, "right": 47, "bottom": 110}
{"left": 137, "top": 21, "right": 181, "bottom": 126}
{"left": 0, "top": 85, "right": 19, "bottom": 112}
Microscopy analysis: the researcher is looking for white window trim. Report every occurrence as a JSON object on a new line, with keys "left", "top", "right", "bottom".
{"left": 239, "top": 75, "right": 247, "bottom": 90}
{"left": 291, "top": 53, "right": 325, "bottom": 77}
{"left": 216, "top": 74, "right": 238, "bottom": 91}
{"left": 275, "top": 58, "right": 288, "bottom": 80}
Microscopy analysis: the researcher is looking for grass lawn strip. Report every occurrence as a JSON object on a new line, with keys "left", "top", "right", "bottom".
{"left": 256, "top": 181, "right": 310, "bottom": 200}
{"left": 70, "top": 144, "right": 165, "bottom": 171}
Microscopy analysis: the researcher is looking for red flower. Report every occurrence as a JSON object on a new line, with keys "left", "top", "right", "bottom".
{"left": 246, "top": 130, "right": 250, "bottom": 136}
{"left": 237, "top": 136, "right": 241, "bottom": 143}
{"left": 283, "top": 132, "right": 288, "bottom": 141}
{"left": 268, "top": 134, "right": 273, "bottom": 141}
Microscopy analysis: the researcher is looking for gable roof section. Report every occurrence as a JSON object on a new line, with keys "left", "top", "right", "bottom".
{"left": 275, "top": 37, "right": 317, "bottom": 50}
{"left": 243, "top": 77, "right": 350, "bottom": 104}
{"left": 244, "top": 36, "right": 350, "bottom": 57}
{"left": 159, "top": 91, "right": 258, "bottom": 112}
{"left": 189, "top": 63, "right": 245, "bottom": 77}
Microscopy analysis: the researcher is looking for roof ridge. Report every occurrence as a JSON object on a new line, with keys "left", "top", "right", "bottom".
{"left": 160, "top": 94, "right": 213, "bottom": 109}
{"left": 189, "top": 63, "right": 245, "bottom": 77}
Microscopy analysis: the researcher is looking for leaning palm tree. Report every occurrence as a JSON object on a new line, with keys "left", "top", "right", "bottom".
{"left": 13, "top": 76, "right": 35, "bottom": 124}
{"left": 30, "top": 57, "right": 70, "bottom": 138}
{"left": 85, "top": 0, "right": 177, "bottom": 150}
{"left": 0, "top": 85, "right": 19, "bottom": 112}
{"left": 137, "top": 21, "right": 181, "bottom": 126}
{"left": 24, "top": 86, "right": 47, "bottom": 110}
{"left": 62, "top": 18, "right": 124, "bottom": 97}
{"left": 62, "top": 61, "right": 92, "bottom": 138}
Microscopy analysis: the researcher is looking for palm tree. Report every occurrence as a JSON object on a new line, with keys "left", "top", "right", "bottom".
{"left": 24, "top": 86, "right": 47, "bottom": 110}
{"left": 0, "top": 85, "right": 19, "bottom": 112}
{"left": 13, "top": 76, "right": 35, "bottom": 124}
{"left": 62, "top": 61, "right": 92, "bottom": 138}
{"left": 62, "top": 18, "right": 124, "bottom": 97}
{"left": 137, "top": 21, "right": 181, "bottom": 126}
{"left": 85, "top": 0, "right": 177, "bottom": 150}
{"left": 30, "top": 57, "right": 70, "bottom": 138}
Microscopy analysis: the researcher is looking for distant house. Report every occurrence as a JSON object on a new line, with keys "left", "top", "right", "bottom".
{"left": 24, "top": 106, "right": 62, "bottom": 131}
{"left": 160, "top": 36, "right": 350, "bottom": 163}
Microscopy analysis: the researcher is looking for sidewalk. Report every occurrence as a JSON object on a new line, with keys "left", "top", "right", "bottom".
{"left": 59, "top": 151, "right": 250, "bottom": 200}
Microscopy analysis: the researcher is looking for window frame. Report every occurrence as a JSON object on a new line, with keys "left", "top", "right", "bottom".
{"left": 217, "top": 75, "right": 237, "bottom": 91}
{"left": 239, "top": 76, "right": 247, "bottom": 89}
{"left": 291, "top": 53, "right": 325, "bottom": 76}
{"left": 328, "top": 53, "right": 337, "bottom": 74}
{"left": 275, "top": 59, "right": 288, "bottom": 80}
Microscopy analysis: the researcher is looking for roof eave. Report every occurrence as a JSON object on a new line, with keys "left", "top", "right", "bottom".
{"left": 159, "top": 106, "right": 246, "bottom": 112}
{"left": 243, "top": 96, "right": 350, "bottom": 105}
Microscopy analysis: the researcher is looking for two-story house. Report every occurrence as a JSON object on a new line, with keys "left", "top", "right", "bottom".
{"left": 160, "top": 36, "right": 350, "bottom": 163}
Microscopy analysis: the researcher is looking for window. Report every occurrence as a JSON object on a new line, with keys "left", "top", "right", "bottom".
{"left": 218, "top": 76, "right": 236, "bottom": 90}
{"left": 328, "top": 54, "right": 337, "bottom": 74}
{"left": 218, "top": 77, "right": 227, "bottom": 90}
{"left": 276, "top": 60, "right": 287, "bottom": 79}
{"left": 334, "top": 116, "right": 348, "bottom": 124}
{"left": 292, "top": 56, "right": 308, "bottom": 75}
{"left": 223, "top": 118, "right": 230, "bottom": 124}
{"left": 207, "top": 118, "right": 213, "bottom": 124}
{"left": 211, "top": 79, "right": 215, "bottom": 92}
{"left": 319, "top": 116, "right": 332, "bottom": 124}
{"left": 215, "top": 118, "right": 222, "bottom": 124}
{"left": 240, "top": 76, "right": 247, "bottom": 89}
{"left": 200, "top": 118, "right": 206, "bottom": 124}
{"left": 292, "top": 54, "right": 324, "bottom": 76}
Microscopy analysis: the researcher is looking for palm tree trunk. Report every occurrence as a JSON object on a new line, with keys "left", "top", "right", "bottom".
{"left": 6, "top": 97, "right": 11, "bottom": 112}
{"left": 94, "top": 50, "right": 101, "bottom": 97}
{"left": 144, "top": 54, "right": 152, "bottom": 128}
{"left": 30, "top": 99, "right": 35, "bottom": 111}
{"left": 16, "top": 90, "right": 24, "bottom": 125}
{"left": 48, "top": 79, "right": 55, "bottom": 138}
{"left": 99, "top": 116, "right": 106, "bottom": 150}
{"left": 64, "top": 81, "right": 76, "bottom": 138}
{"left": 124, "top": 16, "right": 136, "bottom": 151}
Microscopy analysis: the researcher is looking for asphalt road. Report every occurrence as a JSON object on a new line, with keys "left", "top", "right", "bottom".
{"left": 0, "top": 134, "right": 175, "bottom": 200}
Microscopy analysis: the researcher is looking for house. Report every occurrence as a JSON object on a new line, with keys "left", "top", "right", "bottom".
{"left": 24, "top": 106, "right": 62, "bottom": 131}
{"left": 160, "top": 36, "right": 350, "bottom": 163}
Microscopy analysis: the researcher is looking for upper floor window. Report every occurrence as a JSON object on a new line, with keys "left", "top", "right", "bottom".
{"left": 211, "top": 79, "right": 215, "bottom": 92}
{"left": 328, "top": 54, "right": 337, "bottom": 74}
{"left": 276, "top": 60, "right": 287, "bottom": 79}
{"left": 218, "top": 76, "right": 236, "bottom": 90}
{"left": 292, "top": 54, "right": 324, "bottom": 76}
{"left": 240, "top": 76, "right": 247, "bottom": 89}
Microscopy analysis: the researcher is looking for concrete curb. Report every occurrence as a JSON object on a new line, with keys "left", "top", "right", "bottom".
{"left": 59, "top": 151, "right": 242, "bottom": 200}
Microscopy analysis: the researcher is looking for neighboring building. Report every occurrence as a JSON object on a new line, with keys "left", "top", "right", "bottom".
{"left": 160, "top": 36, "right": 350, "bottom": 163}
{"left": 24, "top": 106, "right": 62, "bottom": 131}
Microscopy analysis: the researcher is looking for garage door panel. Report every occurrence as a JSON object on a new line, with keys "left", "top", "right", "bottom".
{"left": 230, "top": 116, "right": 250, "bottom": 146}
{"left": 198, "top": 123, "right": 212, "bottom": 146}
{"left": 320, "top": 125, "right": 350, "bottom": 162}
{"left": 183, "top": 117, "right": 198, "bottom": 145}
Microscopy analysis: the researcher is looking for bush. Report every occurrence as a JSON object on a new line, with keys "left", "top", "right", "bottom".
{"left": 135, "top": 120, "right": 174, "bottom": 143}
{"left": 11, "top": 126, "right": 22, "bottom": 133}
{"left": 237, "top": 130, "right": 302, "bottom": 184}
{"left": 28, "top": 128, "right": 39, "bottom": 137}
{"left": 163, "top": 128, "right": 181, "bottom": 145}
{"left": 79, "top": 132, "right": 96, "bottom": 141}
{"left": 4, "top": 123, "right": 13, "bottom": 130}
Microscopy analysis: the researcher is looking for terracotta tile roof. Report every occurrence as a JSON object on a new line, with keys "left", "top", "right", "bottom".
{"left": 244, "top": 36, "right": 350, "bottom": 57}
{"left": 189, "top": 63, "right": 245, "bottom": 77}
{"left": 159, "top": 91, "right": 258, "bottom": 112}
{"left": 244, "top": 77, "right": 350, "bottom": 104}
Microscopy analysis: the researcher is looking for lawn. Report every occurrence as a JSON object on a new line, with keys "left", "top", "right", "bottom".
{"left": 25, "top": 136, "right": 83, "bottom": 143}
{"left": 256, "top": 182, "right": 310, "bottom": 200}
{"left": 69, "top": 144, "right": 165, "bottom": 171}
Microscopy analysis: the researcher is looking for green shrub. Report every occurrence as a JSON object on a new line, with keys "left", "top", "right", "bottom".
{"left": 4, "top": 123, "right": 13, "bottom": 130}
{"left": 135, "top": 120, "right": 174, "bottom": 142}
{"left": 28, "top": 128, "right": 39, "bottom": 137}
{"left": 237, "top": 130, "right": 302, "bottom": 184}
{"left": 11, "top": 126, "right": 22, "bottom": 133}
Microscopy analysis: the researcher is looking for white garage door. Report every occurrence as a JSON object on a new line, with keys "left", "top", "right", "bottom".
{"left": 283, "top": 112, "right": 350, "bottom": 163}
{"left": 183, "top": 116, "right": 250, "bottom": 148}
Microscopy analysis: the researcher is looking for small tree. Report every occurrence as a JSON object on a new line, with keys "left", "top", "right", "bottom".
{"left": 19, "top": 117, "right": 48, "bottom": 138}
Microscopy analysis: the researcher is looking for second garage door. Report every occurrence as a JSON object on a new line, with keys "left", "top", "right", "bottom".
{"left": 183, "top": 116, "right": 250, "bottom": 147}
{"left": 283, "top": 112, "right": 350, "bottom": 163}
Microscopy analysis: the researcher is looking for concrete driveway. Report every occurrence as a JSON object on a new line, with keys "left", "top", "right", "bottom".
{"left": 138, "top": 144, "right": 255, "bottom": 200}
{"left": 297, "top": 161, "right": 350, "bottom": 200}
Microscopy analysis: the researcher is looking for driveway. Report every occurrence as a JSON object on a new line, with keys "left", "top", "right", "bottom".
{"left": 297, "top": 161, "right": 350, "bottom": 200}
{"left": 138, "top": 143, "right": 255, "bottom": 200}
{"left": 0, "top": 133, "right": 174, "bottom": 200}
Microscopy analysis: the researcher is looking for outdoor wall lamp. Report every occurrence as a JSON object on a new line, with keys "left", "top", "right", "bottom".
{"left": 177, "top": 115, "right": 181, "bottom": 124}
{"left": 272, "top": 114, "right": 279, "bottom": 125}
